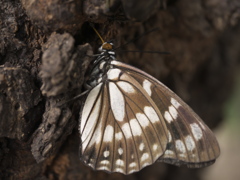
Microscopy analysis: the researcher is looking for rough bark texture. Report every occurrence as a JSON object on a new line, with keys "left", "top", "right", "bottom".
{"left": 0, "top": 0, "right": 239, "bottom": 179}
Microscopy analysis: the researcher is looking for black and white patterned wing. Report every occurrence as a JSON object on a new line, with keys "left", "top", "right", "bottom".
{"left": 79, "top": 68, "right": 169, "bottom": 174}
{"left": 112, "top": 60, "right": 220, "bottom": 168}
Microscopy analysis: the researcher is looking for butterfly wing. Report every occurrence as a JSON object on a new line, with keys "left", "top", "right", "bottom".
{"left": 112, "top": 60, "right": 220, "bottom": 168}
{"left": 79, "top": 68, "right": 169, "bottom": 174}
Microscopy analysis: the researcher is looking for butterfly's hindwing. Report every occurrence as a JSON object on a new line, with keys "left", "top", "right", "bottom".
{"left": 111, "top": 61, "right": 220, "bottom": 167}
{"left": 80, "top": 66, "right": 170, "bottom": 174}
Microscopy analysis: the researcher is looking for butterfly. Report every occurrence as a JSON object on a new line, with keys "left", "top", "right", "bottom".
{"left": 79, "top": 30, "right": 220, "bottom": 175}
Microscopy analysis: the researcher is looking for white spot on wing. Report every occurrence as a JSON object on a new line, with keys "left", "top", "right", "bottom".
{"left": 164, "top": 150, "right": 174, "bottom": 155}
{"left": 129, "top": 162, "right": 137, "bottom": 168}
{"left": 144, "top": 106, "right": 159, "bottom": 123}
{"left": 115, "top": 132, "right": 123, "bottom": 140}
{"left": 81, "top": 83, "right": 102, "bottom": 133}
{"left": 153, "top": 144, "right": 158, "bottom": 151}
{"left": 139, "top": 143, "right": 144, "bottom": 151}
{"left": 103, "top": 125, "right": 114, "bottom": 142}
{"left": 103, "top": 150, "right": 110, "bottom": 157}
{"left": 128, "top": 169, "right": 137, "bottom": 174}
{"left": 169, "top": 105, "right": 178, "bottom": 119}
{"left": 130, "top": 118, "right": 142, "bottom": 136}
{"left": 142, "top": 162, "right": 151, "bottom": 168}
{"left": 171, "top": 97, "right": 181, "bottom": 108}
{"left": 107, "top": 68, "right": 121, "bottom": 80}
{"left": 185, "top": 135, "right": 195, "bottom": 151}
{"left": 141, "top": 153, "right": 149, "bottom": 162}
{"left": 122, "top": 123, "right": 132, "bottom": 139}
{"left": 190, "top": 123, "right": 203, "bottom": 141}
{"left": 143, "top": 79, "right": 152, "bottom": 96}
{"left": 164, "top": 111, "right": 173, "bottom": 123}
{"left": 190, "top": 154, "right": 196, "bottom": 158}
{"left": 175, "top": 140, "right": 186, "bottom": 153}
{"left": 116, "top": 159, "right": 124, "bottom": 166}
{"left": 115, "top": 168, "right": 124, "bottom": 173}
{"left": 100, "top": 160, "right": 110, "bottom": 165}
{"left": 168, "top": 131, "right": 172, "bottom": 142}
{"left": 109, "top": 82, "right": 125, "bottom": 122}
{"left": 88, "top": 163, "right": 94, "bottom": 168}
{"left": 136, "top": 113, "right": 149, "bottom": 128}
{"left": 179, "top": 153, "right": 187, "bottom": 158}
{"left": 118, "top": 148, "right": 123, "bottom": 155}
{"left": 98, "top": 166, "right": 110, "bottom": 171}
{"left": 117, "top": 81, "right": 135, "bottom": 93}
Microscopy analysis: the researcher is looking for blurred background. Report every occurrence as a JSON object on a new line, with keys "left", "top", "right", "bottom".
{"left": 203, "top": 72, "right": 240, "bottom": 180}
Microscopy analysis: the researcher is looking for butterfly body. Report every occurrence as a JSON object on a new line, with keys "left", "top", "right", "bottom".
{"left": 79, "top": 41, "right": 220, "bottom": 174}
{"left": 85, "top": 42, "right": 116, "bottom": 89}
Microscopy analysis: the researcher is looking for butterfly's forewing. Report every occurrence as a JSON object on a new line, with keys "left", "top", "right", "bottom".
{"left": 80, "top": 68, "right": 169, "bottom": 174}
{"left": 112, "top": 60, "right": 220, "bottom": 167}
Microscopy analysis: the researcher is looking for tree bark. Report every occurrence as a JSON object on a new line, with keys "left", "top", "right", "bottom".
{"left": 1, "top": 0, "right": 239, "bottom": 179}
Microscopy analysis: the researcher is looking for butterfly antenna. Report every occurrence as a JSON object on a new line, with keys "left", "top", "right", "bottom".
{"left": 90, "top": 23, "right": 105, "bottom": 44}
{"left": 117, "top": 50, "right": 170, "bottom": 54}
{"left": 114, "top": 27, "right": 160, "bottom": 50}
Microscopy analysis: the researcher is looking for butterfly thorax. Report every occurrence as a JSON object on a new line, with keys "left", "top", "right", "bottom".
{"left": 85, "top": 42, "right": 116, "bottom": 89}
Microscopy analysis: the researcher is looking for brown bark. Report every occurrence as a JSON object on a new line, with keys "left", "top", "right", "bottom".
{"left": 0, "top": 0, "right": 239, "bottom": 179}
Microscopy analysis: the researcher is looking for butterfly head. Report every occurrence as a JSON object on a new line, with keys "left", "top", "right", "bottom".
{"left": 98, "top": 42, "right": 116, "bottom": 57}
{"left": 100, "top": 42, "right": 113, "bottom": 51}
